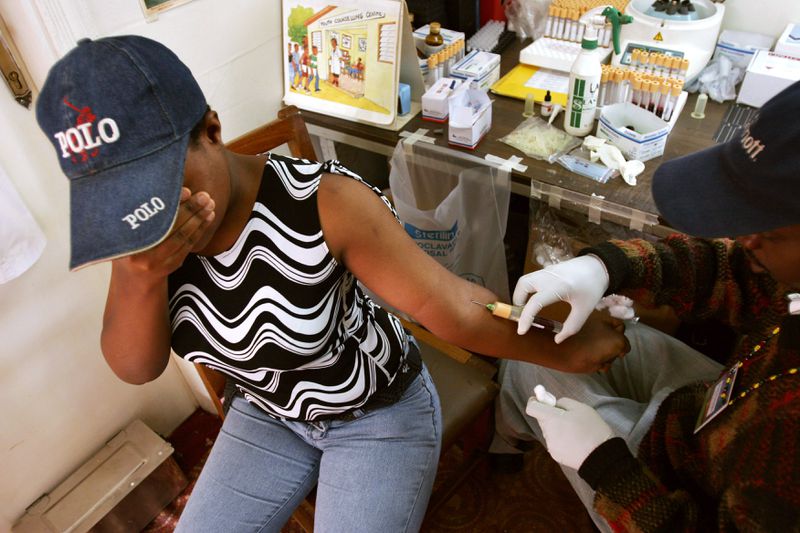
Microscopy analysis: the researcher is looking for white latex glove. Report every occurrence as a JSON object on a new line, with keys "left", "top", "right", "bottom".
{"left": 513, "top": 255, "right": 609, "bottom": 343}
{"left": 526, "top": 394, "right": 615, "bottom": 470}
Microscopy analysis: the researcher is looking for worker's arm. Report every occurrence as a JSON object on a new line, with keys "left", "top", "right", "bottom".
{"left": 100, "top": 188, "right": 215, "bottom": 384}
{"left": 318, "top": 174, "right": 628, "bottom": 373}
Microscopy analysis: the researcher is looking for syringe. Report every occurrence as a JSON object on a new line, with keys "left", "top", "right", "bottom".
{"left": 472, "top": 300, "right": 563, "bottom": 334}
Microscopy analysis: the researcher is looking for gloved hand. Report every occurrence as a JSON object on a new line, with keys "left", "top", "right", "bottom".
{"left": 525, "top": 394, "right": 615, "bottom": 470}
{"left": 513, "top": 255, "right": 609, "bottom": 343}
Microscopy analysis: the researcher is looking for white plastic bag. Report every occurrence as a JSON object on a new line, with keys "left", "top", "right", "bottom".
{"left": 388, "top": 140, "right": 511, "bottom": 302}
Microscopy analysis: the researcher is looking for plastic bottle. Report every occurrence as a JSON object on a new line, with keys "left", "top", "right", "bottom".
{"left": 565, "top": 6, "right": 632, "bottom": 137}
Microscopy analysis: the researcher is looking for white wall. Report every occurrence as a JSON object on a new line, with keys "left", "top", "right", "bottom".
{"left": 721, "top": 0, "right": 800, "bottom": 39}
{"left": 0, "top": 0, "right": 284, "bottom": 529}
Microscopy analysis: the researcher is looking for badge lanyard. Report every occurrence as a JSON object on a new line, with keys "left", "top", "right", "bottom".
{"left": 694, "top": 326, "right": 799, "bottom": 433}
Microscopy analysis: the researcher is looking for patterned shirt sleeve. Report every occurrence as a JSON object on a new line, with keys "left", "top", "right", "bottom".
{"left": 582, "top": 234, "right": 784, "bottom": 335}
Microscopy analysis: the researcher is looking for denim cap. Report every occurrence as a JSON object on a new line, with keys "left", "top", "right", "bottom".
{"left": 653, "top": 80, "right": 800, "bottom": 238}
{"left": 36, "top": 35, "right": 207, "bottom": 269}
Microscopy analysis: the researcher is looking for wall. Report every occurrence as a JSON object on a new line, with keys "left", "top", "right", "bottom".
{"left": 0, "top": 0, "right": 284, "bottom": 529}
{"left": 0, "top": 0, "right": 796, "bottom": 529}
{"left": 721, "top": 0, "right": 800, "bottom": 39}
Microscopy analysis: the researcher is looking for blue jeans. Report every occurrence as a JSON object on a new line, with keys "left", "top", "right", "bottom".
{"left": 176, "top": 365, "right": 442, "bottom": 533}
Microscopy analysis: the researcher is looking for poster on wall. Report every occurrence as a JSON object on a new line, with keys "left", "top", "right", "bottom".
{"left": 139, "top": 0, "right": 195, "bottom": 19}
{"left": 282, "top": 0, "right": 411, "bottom": 127}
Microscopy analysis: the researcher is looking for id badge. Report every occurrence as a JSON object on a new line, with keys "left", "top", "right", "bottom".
{"left": 694, "top": 364, "right": 739, "bottom": 434}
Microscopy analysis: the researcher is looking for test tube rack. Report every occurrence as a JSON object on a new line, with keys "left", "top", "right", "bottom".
{"left": 520, "top": 37, "right": 612, "bottom": 73}
{"left": 519, "top": 0, "right": 627, "bottom": 72}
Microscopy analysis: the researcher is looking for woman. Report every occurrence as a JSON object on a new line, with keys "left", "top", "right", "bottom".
{"left": 37, "top": 35, "right": 628, "bottom": 533}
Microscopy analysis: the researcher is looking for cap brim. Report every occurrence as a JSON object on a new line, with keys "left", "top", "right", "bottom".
{"left": 653, "top": 143, "right": 795, "bottom": 238}
{"left": 68, "top": 135, "right": 189, "bottom": 270}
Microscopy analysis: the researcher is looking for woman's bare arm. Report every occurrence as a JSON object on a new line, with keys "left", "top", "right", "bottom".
{"left": 318, "top": 173, "right": 628, "bottom": 373}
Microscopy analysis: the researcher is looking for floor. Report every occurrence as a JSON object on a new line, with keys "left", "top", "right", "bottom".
{"left": 143, "top": 409, "right": 596, "bottom": 532}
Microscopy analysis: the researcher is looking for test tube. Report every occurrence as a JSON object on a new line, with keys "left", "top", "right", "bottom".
{"left": 648, "top": 80, "right": 661, "bottom": 112}
{"left": 667, "top": 56, "right": 678, "bottom": 78}
{"left": 561, "top": 10, "right": 570, "bottom": 41}
{"left": 545, "top": 5, "right": 556, "bottom": 37}
{"left": 653, "top": 54, "right": 664, "bottom": 77}
{"left": 631, "top": 76, "right": 642, "bottom": 107}
{"left": 640, "top": 79, "right": 651, "bottom": 110}
{"left": 679, "top": 58, "right": 689, "bottom": 81}
{"left": 630, "top": 48, "right": 641, "bottom": 71}
{"left": 663, "top": 82, "right": 682, "bottom": 121}
{"left": 623, "top": 69, "right": 635, "bottom": 103}
{"left": 564, "top": 10, "right": 574, "bottom": 41}
{"left": 648, "top": 80, "right": 661, "bottom": 113}
{"left": 570, "top": 10, "right": 581, "bottom": 41}
{"left": 427, "top": 55, "right": 438, "bottom": 86}
{"left": 602, "top": 23, "right": 612, "bottom": 47}
{"left": 555, "top": 8, "right": 566, "bottom": 39}
{"left": 657, "top": 79, "right": 670, "bottom": 117}
{"left": 639, "top": 52, "right": 650, "bottom": 74}
{"left": 611, "top": 68, "right": 625, "bottom": 104}
{"left": 599, "top": 66, "right": 610, "bottom": 107}
{"left": 447, "top": 46, "right": 455, "bottom": 75}
{"left": 436, "top": 51, "right": 444, "bottom": 79}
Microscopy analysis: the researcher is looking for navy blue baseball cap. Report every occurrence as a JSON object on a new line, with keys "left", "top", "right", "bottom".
{"left": 36, "top": 35, "right": 207, "bottom": 270}
{"left": 653, "top": 80, "right": 800, "bottom": 238}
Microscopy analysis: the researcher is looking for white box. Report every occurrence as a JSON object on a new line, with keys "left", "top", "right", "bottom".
{"left": 775, "top": 23, "right": 800, "bottom": 60}
{"left": 448, "top": 85, "right": 492, "bottom": 149}
{"left": 737, "top": 50, "right": 800, "bottom": 108}
{"left": 449, "top": 50, "right": 501, "bottom": 92}
{"left": 596, "top": 94, "right": 687, "bottom": 162}
{"left": 714, "top": 30, "right": 775, "bottom": 69}
{"left": 422, "top": 77, "right": 463, "bottom": 122}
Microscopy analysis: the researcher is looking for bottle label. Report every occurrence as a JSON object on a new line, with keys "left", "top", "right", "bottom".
{"left": 569, "top": 78, "right": 598, "bottom": 129}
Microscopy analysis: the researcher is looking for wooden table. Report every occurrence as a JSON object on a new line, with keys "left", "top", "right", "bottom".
{"left": 300, "top": 39, "right": 728, "bottom": 236}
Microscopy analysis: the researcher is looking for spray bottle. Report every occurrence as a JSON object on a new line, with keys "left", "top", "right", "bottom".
{"left": 564, "top": 6, "right": 632, "bottom": 137}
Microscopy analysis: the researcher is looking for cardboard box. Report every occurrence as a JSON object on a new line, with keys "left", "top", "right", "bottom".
{"left": 422, "top": 77, "right": 463, "bottom": 122}
{"left": 449, "top": 50, "right": 501, "bottom": 91}
{"left": 737, "top": 50, "right": 800, "bottom": 108}
{"left": 448, "top": 85, "right": 492, "bottom": 149}
{"left": 714, "top": 30, "right": 774, "bottom": 69}
{"left": 596, "top": 93, "right": 687, "bottom": 162}
{"left": 775, "top": 23, "right": 800, "bottom": 60}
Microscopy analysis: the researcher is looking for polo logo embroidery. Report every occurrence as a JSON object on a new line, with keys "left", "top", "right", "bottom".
{"left": 53, "top": 98, "right": 121, "bottom": 163}
{"left": 122, "top": 197, "right": 166, "bottom": 229}
{"left": 741, "top": 124, "right": 765, "bottom": 162}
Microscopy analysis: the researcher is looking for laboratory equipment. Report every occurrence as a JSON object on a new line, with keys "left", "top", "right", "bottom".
{"left": 691, "top": 92, "right": 708, "bottom": 119}
{"left": 540, "top": 90, "right": 554, "bottom": 116}
{"left": 565, "top": 6, "right": 632, "bottom": 137}
{"left": 471, "top": 300, "right": 564, "bottom": 333}
{"left": 556, "top": 153, "right": 618, "bottom": 183}
{"left": 519, "top": 0, "right": 628, "bottom": 73}
{"left": 423, "top": 21, "right": 445, "bottom": 56}
{"left": 611, "top": 0, "right": 725, "bottom": 83}
{"left": 524, "top": 93, "right": 536, "bottom": 117}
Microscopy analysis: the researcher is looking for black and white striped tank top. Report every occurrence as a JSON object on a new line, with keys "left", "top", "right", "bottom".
{"left": 168, "top": 154, "right": 410, "bottom": 420}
